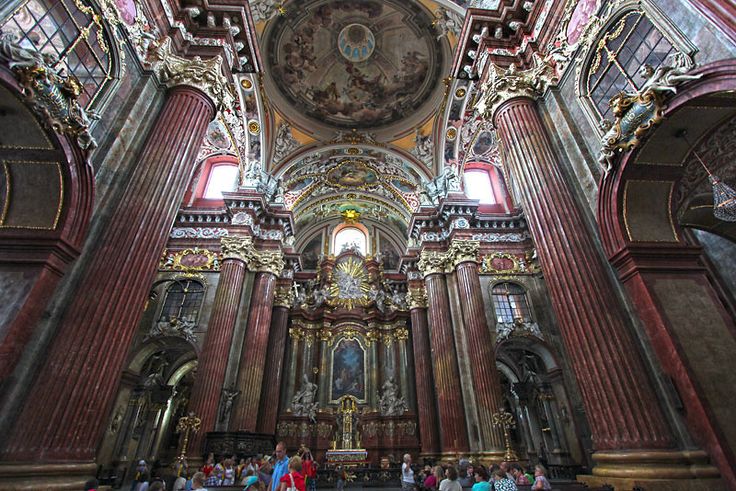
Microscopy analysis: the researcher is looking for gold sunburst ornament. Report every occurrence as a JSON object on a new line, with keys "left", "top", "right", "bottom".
{"left": 329, "top": 258, "right": 370, "bottom": 309}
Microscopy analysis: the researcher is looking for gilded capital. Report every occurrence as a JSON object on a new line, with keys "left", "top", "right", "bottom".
{"left": 251, "top": 249, "right": 285, "bottom": 276}
{"left": 407, "top": 286, "right": 428, "bottom": 310}
{"left": 417, "top": 250, "right": 448, "bottom": 277}
{"left": 274, "top": 285, "right": 295, "bottom": 308}
{"left": 475, "top": 55, "right": 558, "bottom": 120}
{"left": 148, "top": 37, "right": 233, "bottom": 109}
{"left": 447, "top": 240, "right": 480, "bottom": 269}
{"left": 221, "top": 236, "right": 256, "bottom": 263}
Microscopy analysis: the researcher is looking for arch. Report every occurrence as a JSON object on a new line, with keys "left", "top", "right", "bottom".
{"left": 490, "top": 281, "right": 533, "bottom": 323}
{"left": 596, "top": 59, "right": 736, "bottom": 486}
{"left": 332, "top": 222, "right": 370, "bottom": 256}
{"left": 463, "top": 161, "right": 513, "bottom": 212}
{"left": 0, "top": 70, "right": 95, "bottom": 380}
{"left": 188, "top": 155, "right": 240, "bottom": 204}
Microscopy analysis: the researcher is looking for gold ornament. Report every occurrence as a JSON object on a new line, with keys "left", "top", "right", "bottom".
{"left": 447, "top": 240, "right": 480, "bottom": 269}
{"left": 417, "top": 250, "right": 448, "bottom": 277}
{"left": 248, "top": 120, "right": 261, "bottom": 134}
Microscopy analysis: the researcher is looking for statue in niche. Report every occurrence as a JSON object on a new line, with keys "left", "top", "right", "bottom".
{"left": 292, "top": 374, "right": 319, "bottom": 422}
{"left": 378, "top": 378, "right": 407, "bottom": 416}
{"left": 218, "top": 387, "right": 240, "bottom": 424}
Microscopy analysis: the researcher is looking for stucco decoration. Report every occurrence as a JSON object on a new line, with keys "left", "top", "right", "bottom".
{"left": 264, "top": 0, "right": 444, "bottom": 129}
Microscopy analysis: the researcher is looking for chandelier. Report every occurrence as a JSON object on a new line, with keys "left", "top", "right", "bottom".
{"left": 679, "top": 131, "right": 736, "bottom": 222}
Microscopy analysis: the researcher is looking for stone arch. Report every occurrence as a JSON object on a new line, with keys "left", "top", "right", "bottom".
{"left": 596, "top": 59, "right": 736, "bottom": 485}
{"left": 0, "top": 69, "right": 95, "bottom": 380}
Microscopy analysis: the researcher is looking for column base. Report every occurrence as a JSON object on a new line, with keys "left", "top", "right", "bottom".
{"left": 577, "top": 450, "right": 724, "bottom": 490}
{"left": 468, "top": 450, "right": 507, "bottom": 466}
{"left": 0, "top": 462, "right": 97, "bottom": 491}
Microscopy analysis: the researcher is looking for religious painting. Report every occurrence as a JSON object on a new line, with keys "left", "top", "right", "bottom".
{"left": 566, "top": 0, "right": 600, "bottom": 45}
{"left": 379, "top": 233, "right": 400, "bottom": 271}
{"left": 326, "top": 160, "right": 379, "bottom": 189}
{"left": 266, "top": 0, "right": 443, "bottom": 129}
{"left": 114, "top": 0, "right": 138, "bottom": 25}
{"left": 301, "top": 234, "right": 323, "bottom": 270}
{"left": 330, "top": 337, "right": 366, "bottom": 402}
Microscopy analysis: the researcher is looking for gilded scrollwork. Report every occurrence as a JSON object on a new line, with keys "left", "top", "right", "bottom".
{"left": 406, "top": 286, "right": 428, "bottom": 309}
{"left": 219, "top": 236, "right": 284, "bottom": 275}
{"left": 447, "top": 240, "right": 480, "bottom": 269}
{"left": 274, "top": 285, "right": 295, "bottom": 308}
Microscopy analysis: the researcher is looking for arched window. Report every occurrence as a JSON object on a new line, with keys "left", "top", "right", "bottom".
{"left": 584, "top": 10, "right": 675, "bottom": 120}
{"left": 203, "top": 163, "right": 239, "bottom": 199}
{"left": 492, "top": 283, "right": 532, "bottom": 323}
{"left": 2, "top": 0, "right": 114, "bottom": 108}
{"left": 464, "top": 163, "right": 512, "bottom": 212}
{"left": 334, "top": 226, "right": 367, "bottom": 255}
{"left": 159, "top": 280, "right": 205, "bottom": 324}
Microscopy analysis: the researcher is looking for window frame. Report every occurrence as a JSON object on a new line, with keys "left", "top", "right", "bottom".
{"left": 463, "top": 162, "right": 513, "bottom": 213}
{"left": 332, "top": 222, "right": 369, "bottom": 256}
{"left": 576, "top": 0, "right": 696, "bottom": 133}
{"left": 491, "top": 282, "right": 533, "bottom": 324}
{"left": 2, "top": 0, "right": 119, "bottom": 110}
{"left": 189, "top": 155, "right": 240, "bottom": 205}
{"left": 158, "top": 279, "right": 205, "bottom": 325}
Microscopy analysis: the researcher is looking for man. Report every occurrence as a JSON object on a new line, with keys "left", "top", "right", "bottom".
{"left": 509, "top": 464, "right": 531, "bottom": 485}
{"left": 271, "top": 442, "right": 289, "bottom": 491}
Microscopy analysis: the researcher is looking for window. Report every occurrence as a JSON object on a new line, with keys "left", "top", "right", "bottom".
{"left": 203, "top": 164, "right": 238, "bottom": 199}
{"left": 2, "top": 0, "right": 114, "bottom": 108}
{"left": 159, "top": 280, "right": 204, "bottom": 324}
{"left": 465, "top": 169, "right": 497, "bottom": 205}
{"left": 492, "top": 283, "right": 532, "bottom": 323}
{"left": 334, "top": 226, "right": 367, "bottom": 255}
{"left": 585, "top": 11, "right": 675, "bottom": 120}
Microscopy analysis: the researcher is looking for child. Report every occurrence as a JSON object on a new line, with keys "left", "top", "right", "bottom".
{"left": 532, "top": 465, "right": 552, "bottom": 491}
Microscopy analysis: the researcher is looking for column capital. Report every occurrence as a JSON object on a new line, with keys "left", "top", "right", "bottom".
{"left": 447, "top": 240, "right": 480, "bottom": 269}
{"left": 221, "top": 236, "right": 257, "bottom": 263}
{"left": 251, "top": 249, "right": 285, "bottom": 276}
{"left": 273, "top": 285, "right": 295, "bottom": 308}
{"left": 148, "top": 37, "right": 233, "bottom": 110}
{"left": 407, "top": 286, "right": 428, "bottom": 310}
{"left": 417, "top": 250, "right": 448, "bottom": 277}
{"left": 475, "top": 57, "right": 558, "bottom": 120}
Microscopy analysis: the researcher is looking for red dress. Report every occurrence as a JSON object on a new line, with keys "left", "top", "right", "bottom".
{"left": 201, "top": 464, "right": 214, "bottom": 477}
{"left": 279, "top": 471, "right": 306, "bottom": 491}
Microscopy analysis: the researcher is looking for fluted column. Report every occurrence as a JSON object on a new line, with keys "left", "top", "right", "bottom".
{"left": 479, "top": 61, "right": 677, "bottom": 464}
{"left": 417, "top": 251, "right": 469, "bottom": 454}
{"left": 448, "top": 240, "right": 505, "bottom": 452}
{"left": 408, "top": 286, "right": 440, "bottom": 455}
{"left": 187, "top": 237, "right": 251, "bottom": 453}
{"left": 257, "top": 284, "right": 293, "bottom": 434}
{"left": 231, "top": 249, "right": 284, "bottom": 431}
{"left": 0, "top": 49, "right": 222, "bottom": 464}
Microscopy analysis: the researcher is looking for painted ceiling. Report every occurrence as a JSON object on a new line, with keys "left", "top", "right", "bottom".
{"left": 262, "top": 0, "right": 445, "bottom": 132}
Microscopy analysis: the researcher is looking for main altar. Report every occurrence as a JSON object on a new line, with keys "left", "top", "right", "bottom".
{"left": 275, "top": 250, "right": 419, "bottom": 465}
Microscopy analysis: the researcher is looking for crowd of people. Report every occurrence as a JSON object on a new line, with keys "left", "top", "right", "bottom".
{"left": 406, "top": 455, "right": 550, "bottom": 491}
{"left": 126, "top": 446, "right": 551, "bottom": 491}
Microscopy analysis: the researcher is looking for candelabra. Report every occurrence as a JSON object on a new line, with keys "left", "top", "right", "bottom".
{"left": 492, "top": 409, "right": 519, "bottom": 462}
{"left": 176, "top": 412, "right": 201, "bottom": 466}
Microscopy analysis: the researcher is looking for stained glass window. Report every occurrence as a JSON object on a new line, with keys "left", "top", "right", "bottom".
{"left": 492, "top": 282, "right": 532, "bottom": 323}
{"left": 159, "top": 280, "right": 204, "bottom": 324}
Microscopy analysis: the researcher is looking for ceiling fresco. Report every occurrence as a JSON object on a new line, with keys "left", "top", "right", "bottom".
{"left": 263, "top": 0, "right": 445, "bottom": 131}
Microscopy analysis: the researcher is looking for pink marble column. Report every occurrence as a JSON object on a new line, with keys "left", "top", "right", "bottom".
{"left": 257, "top": 286, "right": 292, "bottom": 434}
{"left": 418, "top": 252, "right": 470, "bottom": 454}
{"left": 408, "top": 287, "right": 440, "bottom": 455}
{"left": 1, "top": 84, "right": 216, "bottom": 461}
{"left": 187, "top": 247, "right": 248, "bottom": 454}
{"left": 493, "top": 96, "right": 672, "bottom": 450}
{"left": 450, "top": 244, "right": 505, "bottom": 451}
{"left": 231, "top": 261, "right": 281, "bottom": 431}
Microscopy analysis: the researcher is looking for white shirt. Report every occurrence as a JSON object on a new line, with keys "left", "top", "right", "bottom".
{"left": 402, "top": 463, "right": 414, "bottom": 484}
{"left": 439, "top": 479, "right": 462, "bottom": 491}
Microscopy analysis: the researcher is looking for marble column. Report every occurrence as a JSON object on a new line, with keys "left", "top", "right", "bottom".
{"left": 417, "top": 252, "right": 469, "bottom": 454}
{"left": 448, "top": 240, "right": 505, "bottom": 453}
{"left": 187, "top": 237, "right": 251, "bottom": 453}
{"left": 0, "top": 53, "right": 221, "bottom": 466}
{"left": 231, "top": 249, "right": 284, "bottom": 431}
{"left": 408, "top": 286, "right": 440, "bottom": 455}
{"left": 257, "top": 285, "right": 292, "bottom": 434}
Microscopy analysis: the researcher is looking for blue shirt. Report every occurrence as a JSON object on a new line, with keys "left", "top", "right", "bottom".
{"left": 271, "top": 457, "right": 289, "bottom": 491}
{"left": 472, "top": 482, "right": 491, "bottom": 491}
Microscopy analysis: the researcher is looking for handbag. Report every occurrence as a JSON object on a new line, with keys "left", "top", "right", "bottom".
{"left": 287, "top": 473, "right": 297, "bottom": 491}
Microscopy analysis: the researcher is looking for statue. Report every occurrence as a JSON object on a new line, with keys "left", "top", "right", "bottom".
{"left": 218, "top": 387, "right": 240, "bottom": 424}
{"left": 637, "top": 53, "right": 702, "bottom": 96}
{"left": 433, "top": 8, "right": 462, "bottom": 40}
{"left": 273, "top": 122, "right": 299, "bottom": 163}
{"left": 378, "top": 378, "right": 407, "bottom": 416}
{"left": 411, "top": 129, "right": 434, "bottom": 165}
{"left": 443, "top": 164, "right": 462, "bottom": 193}
{"left": 292, "top": 374, "right": 319, "bottom": 422}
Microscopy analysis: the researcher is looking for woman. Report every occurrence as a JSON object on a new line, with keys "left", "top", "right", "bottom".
{"left": 532, "top": 465, "right": 552, "bottom": 490}
{"left": 222, "top": 458, "right": 236, "bottom": 486}
{"left": 301, "top": 448, "right": 317, "bottom": 491}
{"left": 471, "top": 467, "right": 491, "bottom": 491}
{"left": 439, "top": 466, "right": 461, "bottom": 491}
{"left": 401, "top": 454, "right": 415, "bottom": 491}
{"left": 278, "top": 456, "right": 306, "bottom": 491}
{"left": 491, "top": 469, "right": 517, "bottom": 491}
{"left": 423, "top": 465, "right": 441, "bottom": 491}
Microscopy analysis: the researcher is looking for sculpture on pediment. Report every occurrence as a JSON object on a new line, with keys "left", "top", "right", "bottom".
{"left": 292, "top": 374, "right": 319, "bottom": 422}
{"left": 378, "top": 378, "right": 407, "bottom": 416}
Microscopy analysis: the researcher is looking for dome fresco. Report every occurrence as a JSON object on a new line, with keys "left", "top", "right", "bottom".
{"left": 264, "top": 0, "right": 445, "bottom": 130}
